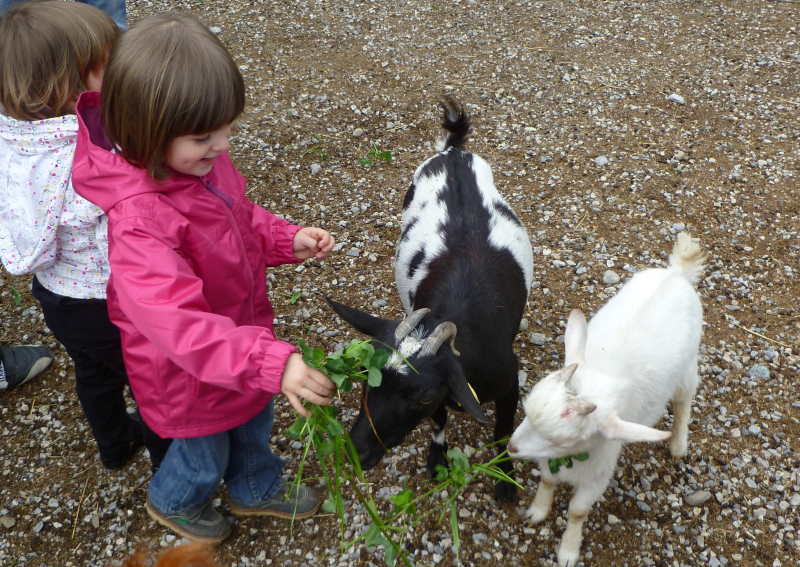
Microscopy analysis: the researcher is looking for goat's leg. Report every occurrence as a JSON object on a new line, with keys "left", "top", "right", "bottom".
{"left": 493, "top": 381, "right": 520, "bottom": 502}
{"left": 670, "top": 364, "right": 699, "bottom": 458}
{"left": 525, "top": 476, "right": 555, "bottom": 523}
{"left": 557, "top": 482, "right": 605, "bottom": 567}
{"left": 426, "top": 405, "right": 448, "bottom": 478}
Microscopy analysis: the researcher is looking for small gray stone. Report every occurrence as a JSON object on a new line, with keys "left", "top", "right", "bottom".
{"left": 310, "top": 163, "right": 322, "bottom": 175}
{"left": 602, "top": 270, "right": 620, "bottom": 285}
{"left": 667, "top": 93, "right": 686, "bottom": 105}
{"left": 0, "top": 516, "right": 15, "bottom": 529}
{"left": 747, "top": 364, "right": 770, "bottom": 380}
{"left": 352, "top": 128, "right": 365, "bottom": 137}
{"left": 685, "top": 490, "right": 713, "bottom": 506}
{"left": 529, "top": 333, "right": 547, "bottom": 346}
{"left": 594, "top": 155, "right": 609, "bottom": 166}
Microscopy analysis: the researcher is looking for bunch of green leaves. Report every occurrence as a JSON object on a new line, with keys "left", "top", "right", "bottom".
{"left": 352, "top": 446, "right": 519, "bottom": 565}
{"left": 358, "top": 146, "right": 394, "bottom": 167}
{"left": 286, "top": 340, "right": 389, "bottom": 530}
{"left": 286, "top": 339, "right": 521, "bottom": 566}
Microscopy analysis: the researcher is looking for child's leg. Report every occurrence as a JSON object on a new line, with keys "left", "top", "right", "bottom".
{"left": 224, "top": 400, "right": 284, "bottom": 506}
{"left": 149, "top": 435, "right": 229, "bottom": 513}
{"left": 31, "top": 278, "right": 138, "bottom": 466}
{"left": 147, "top": 434, "right": 231, "bottom": 543}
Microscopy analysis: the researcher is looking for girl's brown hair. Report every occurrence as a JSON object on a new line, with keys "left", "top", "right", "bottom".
{"left": 0, "top": 0, "right": 119, "bottom": 120}
{"left": 102, "top": 13, "right": 245, "bottom": 179}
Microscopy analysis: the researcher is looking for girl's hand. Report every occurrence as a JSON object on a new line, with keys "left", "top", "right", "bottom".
{"left": 280, "top": 353, "right": 335, "bottom": 417}
{"left": 293, "top": 227, "right": 334, "bottom": 260}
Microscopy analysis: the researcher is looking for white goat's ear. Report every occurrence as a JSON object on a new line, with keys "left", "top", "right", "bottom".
{"left": 571, "top": 399, "right": 596, "bottom": 416}
{"left": 558, "top": 363, "right": 579, "bottom": 384}
{"left": 598, "top": 412, "right": 672, "bottom": 443}
{"left": 564, "top": 309, "right": 587, "bottom": 366}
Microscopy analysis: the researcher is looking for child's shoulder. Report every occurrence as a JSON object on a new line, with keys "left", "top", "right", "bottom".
{"left": 0, "top": 111, "right": 78, "bottom": 144}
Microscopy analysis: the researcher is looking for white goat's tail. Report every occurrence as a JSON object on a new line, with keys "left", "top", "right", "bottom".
{"left": 668, "top": 232, "right": 706, "bottom": 284}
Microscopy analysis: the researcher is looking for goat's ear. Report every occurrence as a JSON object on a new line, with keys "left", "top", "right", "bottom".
{"left": 326, "top": 297, "right": 396, "bottom": 341}
{"left": 598, "top": 412, "right": 672, "bottom": 443}
{"left": 558, "top": 362, "right": 579, "bottom": 384}
{"left": 564, "top": 309, "right": 587, "bottom": 366}
{"left": 444, "top": 357, "right": 489, "bottom": 424}
{"left": 570, "top": 398, "right": 596, "bottom": 416}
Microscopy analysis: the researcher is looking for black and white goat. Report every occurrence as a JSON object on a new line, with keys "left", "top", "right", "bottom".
{"left": 328, "top": 98, "right": 533, "bottom": 501}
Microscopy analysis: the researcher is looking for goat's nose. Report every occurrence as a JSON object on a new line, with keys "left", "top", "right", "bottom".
{"left": 507, "top": 442, "right": 518, "bottom": 455}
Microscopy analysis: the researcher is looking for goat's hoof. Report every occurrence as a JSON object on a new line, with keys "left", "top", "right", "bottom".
{"left": 494, "top": 480, "right": 518, "bottom": 503}
{"left": 525, "top": 504, "right": 549, "bottom": 524}
{"left": 426, "top": 442, "right": 448, "bottom": 479}
{"left": 557, "top": 546, "right": 580, "bottom": 567}
{"left": 670, "top": 439, "right": 688, "bottom": 458}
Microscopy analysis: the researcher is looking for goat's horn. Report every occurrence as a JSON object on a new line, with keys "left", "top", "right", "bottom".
{"left": 419, "top": 321, "right": 460, "bottom": 357}
{"left": 394, "top": 308, "right": 431, "bottom": 341}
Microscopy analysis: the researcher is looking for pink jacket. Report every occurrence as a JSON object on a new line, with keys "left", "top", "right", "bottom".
{"left": 72, "top": 92, "right": 302, "bottom": 438}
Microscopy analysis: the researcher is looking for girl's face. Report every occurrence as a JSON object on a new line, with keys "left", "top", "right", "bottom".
{"left": 165, "top": 123, "right": 232, "bottom": 177}
{"left": 85, "top": 65, "right": 104, "bottom": 92}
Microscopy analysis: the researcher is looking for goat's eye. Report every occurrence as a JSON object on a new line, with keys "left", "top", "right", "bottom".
{"left": 419, "top": 398, "right": 435, "bottom": 406}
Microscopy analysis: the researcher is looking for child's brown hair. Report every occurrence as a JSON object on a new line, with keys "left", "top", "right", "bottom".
{"left": 102, "top": 13, "right": 245, "bottom": 179}
{"left": 121, "top": 542, "right": 217, "bottom": 567}
{"left": 0, "top": 0, "right": 119, "bottom": 120}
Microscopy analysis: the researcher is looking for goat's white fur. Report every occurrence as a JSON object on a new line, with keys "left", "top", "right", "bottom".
{"left": 385, "top": 330, "right": 426, "bottom": 374}
{"left": 395, "top": 149, "right": 533, "bottom": 313}
{"left": 509, "top": 232, "right": 705, "bottom": 567}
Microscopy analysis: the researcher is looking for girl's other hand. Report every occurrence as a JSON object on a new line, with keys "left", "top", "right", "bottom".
{"left": 280, "top": 353, "right": 335, "bottom": 417}
{"left": 293, "top": 227, "right": 334, "bottom": 260}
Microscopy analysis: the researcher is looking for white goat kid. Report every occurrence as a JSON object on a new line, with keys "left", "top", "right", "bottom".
{"left": 508, "top": 232, "right": 706, "bottom": 567}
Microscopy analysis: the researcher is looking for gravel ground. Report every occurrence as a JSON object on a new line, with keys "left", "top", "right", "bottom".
{"left": 1, "top": 1, "right": 799, "bottom": 566}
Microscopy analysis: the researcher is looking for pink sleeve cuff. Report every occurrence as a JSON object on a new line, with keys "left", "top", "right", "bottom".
{"left": 252, "top": 335, "right": 298, "bottom": 395}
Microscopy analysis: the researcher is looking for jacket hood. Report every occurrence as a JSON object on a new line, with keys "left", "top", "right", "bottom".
{"left": 73, "top": 91, "right": 196, "bottom": 213}
{"left": 0, "top": 111, "right": 77, "bottom": 154}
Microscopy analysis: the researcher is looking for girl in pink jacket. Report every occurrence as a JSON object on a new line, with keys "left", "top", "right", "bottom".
{"left": 72, "top": 14, "right": 335, "bottom": 544}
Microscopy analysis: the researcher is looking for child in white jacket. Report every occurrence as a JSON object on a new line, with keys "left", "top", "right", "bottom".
{"left": 0, "top": 1, "right": 170, "bottom": 470}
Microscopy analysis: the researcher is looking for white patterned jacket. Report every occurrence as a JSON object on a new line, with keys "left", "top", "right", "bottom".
{"left": 0, "top": 112, "right": 109, "bottom": 299}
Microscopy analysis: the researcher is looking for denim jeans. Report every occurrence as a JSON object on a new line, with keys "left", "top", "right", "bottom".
{"left": 0, "top": 0, "right": 127, "bottom": 29}
{"left": 148, "top": 401, "right": 284, "bottom": 515}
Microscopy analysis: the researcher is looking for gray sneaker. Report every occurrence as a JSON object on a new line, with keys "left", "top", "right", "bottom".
{"left": 229, "top": 482, "right": 322, "bottom": 519}
{"left": 145, "top": 497, "right": 231, "bottom": 544}
{"left": 0, "top": 345, "right": 53, "bottom": 390}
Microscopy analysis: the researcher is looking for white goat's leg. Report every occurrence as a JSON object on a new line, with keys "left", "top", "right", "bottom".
{"left": 557, "top": 482, "right": 605, "bottom": 567}
{"left": 525, "top": 477, "right": 555, "bottom": 524}
{"left": 670, "top": 367, "right": 698, "bottom": 458}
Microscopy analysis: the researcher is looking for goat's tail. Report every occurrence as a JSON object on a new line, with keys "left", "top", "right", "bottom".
{"left": 437, "top": 96, "right": 471, "bottom": 151}
{"left": 668, "top": 231, "right": 706, "bottom": 285}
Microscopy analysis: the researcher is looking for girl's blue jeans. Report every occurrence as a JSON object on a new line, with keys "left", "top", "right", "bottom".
{"left": 148, "top": 401, "right": 284, "bottom": 515}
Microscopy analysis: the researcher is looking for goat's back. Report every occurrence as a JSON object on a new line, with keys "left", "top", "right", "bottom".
{"left": 395, "top": 147, "right": 533, "bottom": 316}
{"left": 582, "top": 267, "right": 702, "bottom": 423}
